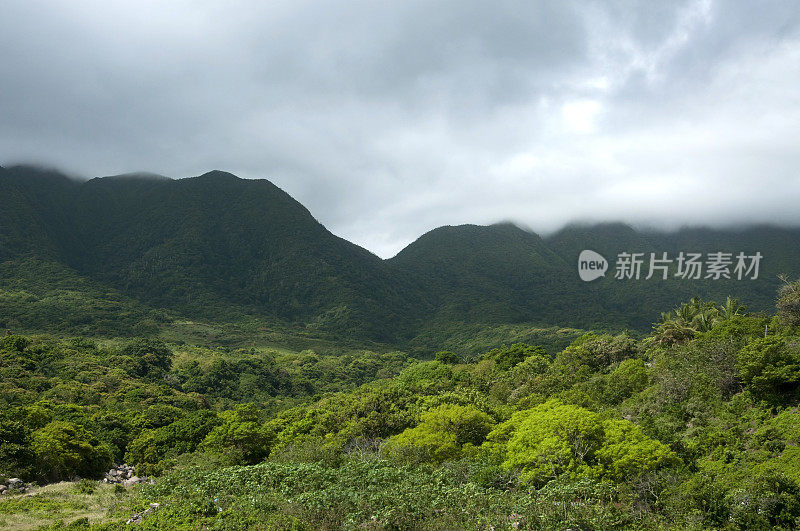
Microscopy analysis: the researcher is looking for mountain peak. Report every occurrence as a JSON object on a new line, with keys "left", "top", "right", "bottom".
{"left": 2, "top": 164, "right": 82, "bottom": 185}
{"left": 193, "top": 170, "right": 241, "bottom": 182}
{"left": 98, "top": 172, "right": 170, "bottom": 181}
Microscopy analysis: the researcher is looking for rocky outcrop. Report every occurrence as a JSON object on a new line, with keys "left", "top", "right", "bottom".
{"left": 103, "top": 464, "right": 151, "bottom": 487}
{"left": 0, "top": 478, "right": 29, "bottom": 495}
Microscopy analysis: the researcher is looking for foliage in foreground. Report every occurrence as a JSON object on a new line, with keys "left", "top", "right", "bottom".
{"left": 1, "top": 288, "right": 800, "bottom": 528}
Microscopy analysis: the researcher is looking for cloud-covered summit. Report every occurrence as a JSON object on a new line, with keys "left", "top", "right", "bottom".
{"left": 2, "top": 0, "right": 799, "bottom": 257}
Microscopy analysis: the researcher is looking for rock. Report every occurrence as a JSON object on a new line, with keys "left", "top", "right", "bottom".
{"left": 105, "top": 464, "right": 150, "bottom": 487}
{"left": 124, "top": 475, "right": 147, "bottom": 487}
{"left": 6, "top": 478, "right": 26, "bottom": 492}
{"left": 126, "top": 501, "right": 160, "bottom": 524}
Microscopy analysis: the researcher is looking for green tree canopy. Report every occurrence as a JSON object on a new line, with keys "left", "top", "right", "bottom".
{"left": 498, "top": 399, "right": 678, "bottom": 485}
{"left": 383, "top": 404, "right": 494, "bottom": 465}
{"left": 31, "top": 421, "right": 112, "bottom": 481}
{"left": 201, "top": 404, "right": 271, "bottom": 465}
{"left": 483, "top": 343, "right": 547, "bottom": 371}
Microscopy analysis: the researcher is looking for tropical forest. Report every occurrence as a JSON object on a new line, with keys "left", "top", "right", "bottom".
{"left": 1, "top": 166, "right": 800, "bottom": 529}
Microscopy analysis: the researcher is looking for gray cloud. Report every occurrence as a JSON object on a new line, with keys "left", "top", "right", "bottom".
{"left": 2, "top": 0, "right": 799, "bottom": 257}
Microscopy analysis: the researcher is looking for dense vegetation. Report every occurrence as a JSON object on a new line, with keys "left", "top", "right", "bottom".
{"left": 3, "top": 165, "right": 800, "bottom": 346}
{"left": 0, "top": 165, "right": 432, "bottom": 342}
{"left": 3, "top": 164, "right": 800, "bottom": 528}
{"left": 2, "top": 281, "right": 800, "bottom": 528}
{"left": 393, "top": 221, "right": 800, "bottom": 332}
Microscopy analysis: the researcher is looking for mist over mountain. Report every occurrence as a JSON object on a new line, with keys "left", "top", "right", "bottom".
{"left": 2, "top": 164, "right": 799, "bottom": 342}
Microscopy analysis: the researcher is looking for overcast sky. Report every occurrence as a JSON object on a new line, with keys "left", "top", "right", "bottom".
{"left": 2, "top": 1, "right": 800, "bottom": 258}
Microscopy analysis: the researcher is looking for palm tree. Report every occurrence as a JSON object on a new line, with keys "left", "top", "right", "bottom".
{"left": 692, "top": 310, "right": 715, "bottom": 332}
{"left": 674, "top": 303, "right": 695, "bottom": 326}
{"left": 652, "top": 297, "right": 730, "bottom": 345}
{"left": 719, "top": 296, "right": 746, "bottom": 321}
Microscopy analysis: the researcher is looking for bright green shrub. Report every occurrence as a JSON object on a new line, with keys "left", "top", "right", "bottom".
{"left": 383, "top": 404, "right": 494, "bottom": 464}
{"left": 501, "top": 399, "right": 679, "bottom": 485}
{"left": 596, "top": 419, "right": 679, "bottom": 481}
{"left": 31, "top": 421, "right": 112, "bottom": 481}
{"left": 502, "top": 399, "right": 604, "bottom": 483}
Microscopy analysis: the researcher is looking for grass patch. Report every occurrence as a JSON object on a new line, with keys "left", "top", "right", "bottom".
{"left": 0, "top": 481, "right": 133, "bottom": 530}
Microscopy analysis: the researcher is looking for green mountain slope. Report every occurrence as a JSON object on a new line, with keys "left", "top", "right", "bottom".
{"left": 545, "top": 223, "right": 799, "bottom": 324}
{"left": 0, "top": 166, "right": 430, "bottom": 341}
{"left": 2, "top": 164, "right": 799, "bottom": 342}
{"left": 390, "top": 222, "right": 800, "bottom": 332}
{"left": 388, "top": 223, "right": 579, "bottom": 324}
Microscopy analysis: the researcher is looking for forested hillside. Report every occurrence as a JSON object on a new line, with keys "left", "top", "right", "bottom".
{"left": 3, "top": 166, "right": 800, "bottom": 528}
{"left": 2, "top": 0, "right": 798, "bottom": 528}
{"left": 394, "top": 222, "right": 800, "bottom": 333}
{"left": 0, "top": 165, "right": 431, "bottom": 342}
{"left": 2, "top": 282, "right": 800, "bottom": 528}
{"left": 2, "top": 165, "right": 800, "bottom": 348}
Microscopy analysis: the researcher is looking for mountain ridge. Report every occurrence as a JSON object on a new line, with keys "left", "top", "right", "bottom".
{"left": 2, "top": 164, "right": 800, "bottom": 342}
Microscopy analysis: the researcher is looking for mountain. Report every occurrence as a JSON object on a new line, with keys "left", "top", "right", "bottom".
{"left": 546, "top": 223, "right": 800, "bottom": 321}
{"left": 0, "top": 165, "right": 430, "bottom": 341}
{"left": 390, "top": 221, "right": 800, "bottom": 333}
{"left": 388, "top": 222, "right": 637, "bottom": 330}
{"left": 2, "top": 164, "right": 800, "bottom": 343}
{"left": 388, "top": 223, "right": 575, "bottom": 324}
